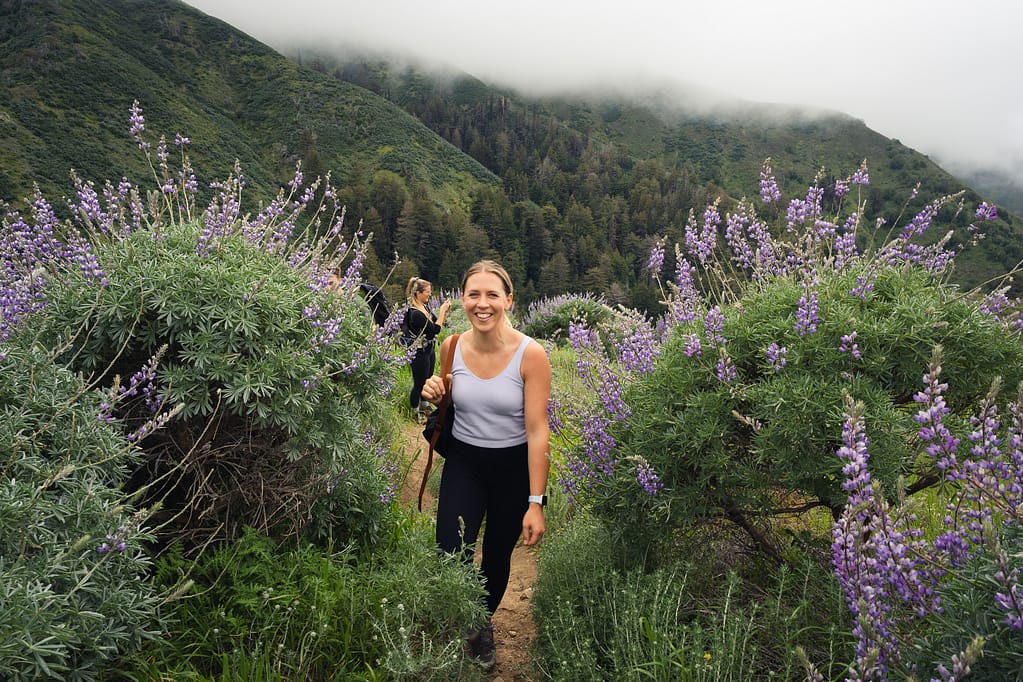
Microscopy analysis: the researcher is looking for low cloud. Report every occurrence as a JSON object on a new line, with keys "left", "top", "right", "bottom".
{"left": 188, "top": 0, "right": 1023, "bottom": 179}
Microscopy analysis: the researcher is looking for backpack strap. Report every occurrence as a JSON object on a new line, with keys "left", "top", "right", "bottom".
{"left": 418, "top": 334, "right": 459, "bottom": 511}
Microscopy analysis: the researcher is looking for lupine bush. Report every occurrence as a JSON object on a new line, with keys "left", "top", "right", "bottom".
{"left": 592, "top": 263, "right": 1023, "bottom": 561}
{"left": 38, "top": 217, "right": 398, "bottom": 550}
{"left": 520, "top": 292, "right": 614, "bottom": 344}
{"left": 0, "top": 333, "right": 161, "bottom": 680}
{"left": 1, "top": 102, "right": 488, "bottom": 678}
{"left": 541, "top": 158, "right": 1023, "bottom": 678}
{"left": 2, "top": 102, "right": 406, "bottom": 552}
{"left": 826, "top": 351, "right": 1023, "bottom": 679}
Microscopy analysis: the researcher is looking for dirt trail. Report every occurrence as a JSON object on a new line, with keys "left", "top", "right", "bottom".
{"left": 397, "top": 423, "right": 540, "bottom": 681}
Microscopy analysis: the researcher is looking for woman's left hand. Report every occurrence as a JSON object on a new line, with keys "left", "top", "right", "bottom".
{"left": 522, "top": 505, "right": 546, "bottom": 546}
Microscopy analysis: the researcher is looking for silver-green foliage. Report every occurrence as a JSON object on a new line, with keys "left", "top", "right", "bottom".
{"left": 520, "top": 293, "right": 614, "bottom": 344}
{"left": 39, "top": 220, "right": 398, "bottom": 549}
{"left": 0, "top": 337, "right": 161, "bottom": 681}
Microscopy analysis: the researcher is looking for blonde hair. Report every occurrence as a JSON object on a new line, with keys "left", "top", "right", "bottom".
{"left": 460, "top": 260, "right": 513, "bottom": 297}
{"left": 405, "top": 276, "right": 430, "bottom": 304}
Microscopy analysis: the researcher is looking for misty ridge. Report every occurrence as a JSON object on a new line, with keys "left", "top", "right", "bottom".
{"left": 2, "top": 0, "right": 1022, "bottom": 309}
{"left": 285, "top": 38, "right": 1023, "bottom": 216}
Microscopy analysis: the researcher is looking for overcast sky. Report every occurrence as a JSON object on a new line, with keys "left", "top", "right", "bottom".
{"left": 186, "top": 0, "right": 1023, "bottom": 181}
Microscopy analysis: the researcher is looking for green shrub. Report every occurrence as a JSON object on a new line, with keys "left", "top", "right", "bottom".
{"left": 592, "top": 264, "right": 1023, "bottom": 562}
{"left": 521, "top": 293, "right": 614, "bottom": 344}
{"left": 134, "top": 518, "right": 487, "bottom": 681}
{"left": 0, "top": 335, "right": 161, "bottom": 681}
{"left": 39, "top": 220, "right": 400, "bottom": 551}
{"left": 533, "top": 513, "right": 773, "bottom": 681}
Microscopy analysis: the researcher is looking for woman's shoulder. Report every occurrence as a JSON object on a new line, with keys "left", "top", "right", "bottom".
{"left": 521, "top": 335, "right": 550, "bottom": 369}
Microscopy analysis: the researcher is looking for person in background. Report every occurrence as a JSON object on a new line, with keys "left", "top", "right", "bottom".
{"left": 420, "top": 260, "right": 551, "bottom": 671}
{"left": 404, "top": 276, "right": 451, "bottom": 420}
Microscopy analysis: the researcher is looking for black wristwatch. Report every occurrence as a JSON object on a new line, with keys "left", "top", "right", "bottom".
{"left": 527, "top": 494, "right": 547, "bottom": 507}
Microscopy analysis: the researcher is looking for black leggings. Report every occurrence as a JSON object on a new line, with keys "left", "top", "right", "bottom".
{"left": 409, "top": 345, "right": 435, "bottom": 410}
{"left": 436, "top": 438, "right": 529, "bottom": 615}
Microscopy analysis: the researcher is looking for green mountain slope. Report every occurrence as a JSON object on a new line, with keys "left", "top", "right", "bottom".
{"left": 0, "top": 0, "right": 498, "bottom": 213}
{"left": 3, "top": 0, "right": 1021, "bottom": 303}
{"left": 309, "top": 55, "right": 1023, "bottom": 293}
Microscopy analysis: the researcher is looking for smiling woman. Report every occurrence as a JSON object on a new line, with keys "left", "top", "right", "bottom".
{"left": 420, "top": 259, "right": 552, "bottom": 671}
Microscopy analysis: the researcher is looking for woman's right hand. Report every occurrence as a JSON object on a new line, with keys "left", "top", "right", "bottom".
{"left": 421, "top": 374, "right": 446, "bottom": 404}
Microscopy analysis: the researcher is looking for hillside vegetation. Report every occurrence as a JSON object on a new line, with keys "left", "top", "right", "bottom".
{"left": 285, "top": 51, "right": 1023, "bottom": 297}
{"left": 2, "top": 0, "right": 1022, "bottom": 305}
{"left": 0, "top": 0, "right": 497, "bottom": 214}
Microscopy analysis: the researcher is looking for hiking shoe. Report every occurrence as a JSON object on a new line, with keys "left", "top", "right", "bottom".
{"left": 468, "top": 622, "right": 496, "bottom": 671}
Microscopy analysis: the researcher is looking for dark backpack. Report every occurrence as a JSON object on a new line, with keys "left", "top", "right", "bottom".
{"left": 398, "top": 306, "right": 415, "bottom": 346}
{"left": 358, "top": 282, "right": 391, "bottom": 327}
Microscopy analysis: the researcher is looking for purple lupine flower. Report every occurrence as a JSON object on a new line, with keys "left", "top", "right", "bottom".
{"left": 715, "top": 348, "right": 737, "bottom": 384}
{"left": 703, "top": 305, "right": 726, "bottom": 348}
{"left": 558, "top": 410, "right": 619, "bottom": 503}
{"left": 684, "top": 200, "right": 721, "bottom": 266}
{"left": 850, "top": 275, "right": 875, "bottom": 300}
{"left": 992, "top": 542, "right": 1023, "bottom": 630}
{"left": 913, "top": 354, "right": 961, "bottom": 471}
{"left": 850, "top": 160, "right": 870, "bottom": 185}
{"left": 665, "top": 253, "right": 703, "bottom": 327}
{"left": 785, "top": 198, "right": 809, "bottom": 233}
{"left": 980, "top": 288, "right": 1012, "bottom": 317}
{"left": 128, "top": 100, "right": 149, "bottom": 149}
{"left": 116, "top": 352, "right": 164, "bottom": 412}
{"left": 748, "top": 215, "right": 782, "bottom": 280}
{"left": 611, "top": 311, "right": 660, "bottom": 374}
{"left": 831, "top": 397, "right": 925, "bottom": 676}
{"left": 840, "top": 331, "right": 861, "bottom": 359}
{"left": 759, "top": 159, "right": 782, "bottom": 203}
{"left": 647, "top": 237, "right": 666, "bottom": 276}
{"left": 794, "top": 287, "right": 819, "bottom": 337}
{"left": 833, "top": 231, "right": 858, "bottom": 271}
{"left": 97, "top": 528, "right": 130, "bottom": 553}
{"left": 287, "top": 163, "right": 304, "bottom": 191}
{"left": 683, "top": 332, "right": 702, "bottom": 357}
{"left": 900, "top": 197, "right": 941, "bottom": 239}
{"left": 69, "top": 172, "right": 108, "bottom": 229}
{"left": 805, "top": 185, "right": 824, "bottom": 223}
{"left": 724, "top": 204, "right": 756, "bottom": 272}
{"left": 766, "top": 342, "right": 787, "bottom": 371}
{"left": 97, "top": 401, "right": 115, "bottom": 423}
{"left": 569, "top": 321, "right": 631, "bottom": 420}
{"left": 973, "top": 201, "right": 998, "bottom": 223}
{"left": 635, "top": 457, "right": 664, "bottom": 495}
{"left": 834, "top": 178, "right": 849, "bottom": 198}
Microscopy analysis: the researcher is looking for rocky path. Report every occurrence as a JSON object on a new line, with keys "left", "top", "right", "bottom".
{"left": 397, "top": 423, "right": 540, "bottom": 681}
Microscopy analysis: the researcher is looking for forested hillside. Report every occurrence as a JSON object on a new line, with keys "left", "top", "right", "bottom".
{"left": 2, "top": 0, "right": 1021, "bottom": 307}
{"left": 0, "top": 1, "right": 497, "bottom": 248}
{"left": 309, "top": 55, "right": 1023, "bottom": 300}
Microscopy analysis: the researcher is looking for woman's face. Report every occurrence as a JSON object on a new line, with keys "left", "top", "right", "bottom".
{"left": 417, "top": 285, "right": 432, "bottom": 303}
{"left": 462, "top": 271, "right": 511, "bottom": 330}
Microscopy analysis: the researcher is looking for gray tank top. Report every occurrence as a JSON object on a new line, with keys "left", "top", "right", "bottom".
{"left": 450, "top": 336, "right": 532, "bottom": 448}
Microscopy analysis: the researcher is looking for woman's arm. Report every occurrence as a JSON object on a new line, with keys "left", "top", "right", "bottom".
{"left": 521, "top": 339, "right": 552, "bottom": 546}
